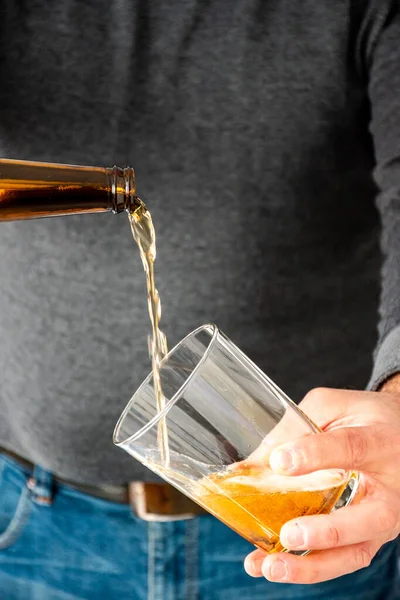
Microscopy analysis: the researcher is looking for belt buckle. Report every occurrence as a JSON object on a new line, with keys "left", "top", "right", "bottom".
{"left": 129, "top": 482, "right": 199, "bottom": 522}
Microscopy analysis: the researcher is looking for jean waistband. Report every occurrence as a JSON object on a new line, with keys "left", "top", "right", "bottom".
{"left": 0, "top": 448, "right": 206, "bottom": 519}
{"left": 1, "top": 447, "right": 130, "bottom": 504}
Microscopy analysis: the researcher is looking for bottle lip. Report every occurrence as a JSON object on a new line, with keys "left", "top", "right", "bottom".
{"left": 107, "top": 165, "right": 137, "bottom": 213}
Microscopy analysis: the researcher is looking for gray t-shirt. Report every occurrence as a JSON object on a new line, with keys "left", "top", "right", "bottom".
{"left": 0, "top": 0, "right": 399, "bottom": 485}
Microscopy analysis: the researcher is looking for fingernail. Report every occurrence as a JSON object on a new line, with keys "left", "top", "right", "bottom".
{"left": 281, "top": 523, "right": 305, "bottom": 548}
{"left": 270, "top": 449, "right": 296, "bottom": 472}
{"left": 264, "top": 559, "right": 288, "bottom": 582}
{"left": 244, "top": 556, "right": 264, "bottom": 577}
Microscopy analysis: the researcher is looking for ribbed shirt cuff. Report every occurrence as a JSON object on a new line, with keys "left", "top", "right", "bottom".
{"left": 368, "top": 324, "right": 400, "bottom": 391}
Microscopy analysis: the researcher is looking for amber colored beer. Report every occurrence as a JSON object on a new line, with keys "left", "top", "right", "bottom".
{"left": 193, "top": 463, "right": 348, "bottom": 554}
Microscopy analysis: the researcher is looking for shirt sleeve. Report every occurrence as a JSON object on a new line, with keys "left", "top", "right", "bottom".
{"left": 366, "top": 2, "right": 400, "bottom": 390}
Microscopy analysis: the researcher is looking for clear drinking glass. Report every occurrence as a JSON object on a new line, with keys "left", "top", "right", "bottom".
{"left": 113, "top": 324, "right": 359, "bottom": 555}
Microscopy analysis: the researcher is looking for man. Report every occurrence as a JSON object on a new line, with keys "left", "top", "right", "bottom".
{"left": 0, "top": 0, "right": 399, "bottom": 598}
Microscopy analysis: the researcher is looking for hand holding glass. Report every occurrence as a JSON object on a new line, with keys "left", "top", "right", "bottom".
{"left": 113, "top": 325, "right": 358, "bottom": 555}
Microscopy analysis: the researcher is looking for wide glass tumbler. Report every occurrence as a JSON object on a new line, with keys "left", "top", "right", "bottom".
{"left": 113, "top": 324, "right": 358, "bottom": 555}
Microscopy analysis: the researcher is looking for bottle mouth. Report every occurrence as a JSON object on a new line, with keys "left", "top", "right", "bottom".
{"left": 107, "top": 165, "right": 138, "bottom": 213}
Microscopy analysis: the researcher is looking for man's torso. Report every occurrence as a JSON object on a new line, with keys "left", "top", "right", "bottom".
{"left": 0, "top": 0, "right": 386, "bottom": 484}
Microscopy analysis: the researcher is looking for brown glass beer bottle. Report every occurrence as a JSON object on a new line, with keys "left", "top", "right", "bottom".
{"left": 0, "top": 158, "right": 140, "bottom": 221}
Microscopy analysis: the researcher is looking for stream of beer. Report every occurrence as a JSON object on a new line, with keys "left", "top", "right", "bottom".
{"left": 129, "top": 200, "right": 170, "bottom": 466}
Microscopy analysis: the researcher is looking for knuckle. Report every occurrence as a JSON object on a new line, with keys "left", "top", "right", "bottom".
{"left": 353, "top": 545, "right": 373, "bottom": 571}
{"left": 286, "top": 560, "right": 317, "bottom": 584}
{"left": 377, "top": 506, "right": 398, "bottom": 533}
{"left": 324, "top": 521, "right": 341, "bottom": 547}
{"left": 345, "top": 428, "right": 369, "bottom": 467}
{"left": 299, "top": 565, "right": 321, "bottom": 585}
{"left": 302, "top": 387, "right": 329, "bottom": 408}
{"left": 387, "top": 530, "right": 399, "bottom": 542}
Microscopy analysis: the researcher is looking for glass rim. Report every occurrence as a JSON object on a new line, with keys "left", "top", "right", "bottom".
{"left": 113, "top": 323, "right": 219, "bottom": 447}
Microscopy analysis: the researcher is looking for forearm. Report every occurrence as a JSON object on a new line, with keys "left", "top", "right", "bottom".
{"left": 367, "top": 4, "right": 400, "bottom": 392}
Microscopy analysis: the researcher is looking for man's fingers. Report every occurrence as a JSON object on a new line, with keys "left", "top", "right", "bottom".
{"left": 279, "top": 499, "right": 399, "bottom": 551}
{"left": 245, "top": 539, "right": 385, "bottom": 584}
{"left": 298, "top": 387, "right": 373, "bottom": 429}
{"left": 244, "top": 549, "right": 267, "bottom": 578}
{"left": 269, "top": 424, "right": 395, "bottom": 474}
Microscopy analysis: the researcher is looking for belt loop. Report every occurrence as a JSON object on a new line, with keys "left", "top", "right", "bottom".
{"left": 28, "top": 465, "right": 54, "bottom": 506}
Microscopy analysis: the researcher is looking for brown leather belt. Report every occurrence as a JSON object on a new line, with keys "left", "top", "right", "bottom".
{"left": 1, "top": 448, "right": 206, "bottom": 521}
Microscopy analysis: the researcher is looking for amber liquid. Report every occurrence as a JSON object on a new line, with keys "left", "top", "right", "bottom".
{"left": 129, "top": 202, "right": 170, "bottom": 465}
{"left": 193, "top": 463, "right": 348, "bottom": 553}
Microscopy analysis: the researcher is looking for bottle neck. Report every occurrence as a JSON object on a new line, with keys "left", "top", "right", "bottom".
{"left": 107, "top": 166, "right": 139, "bottom": 213}
{"left": 0, "top": 158, "right": 141, "bottom": 221}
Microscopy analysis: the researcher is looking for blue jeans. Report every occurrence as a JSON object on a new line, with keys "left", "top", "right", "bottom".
{"left": 0, "top": 453, "right": 399, "bottom": 600}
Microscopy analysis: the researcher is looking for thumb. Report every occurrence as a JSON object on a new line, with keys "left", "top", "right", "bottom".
{"left": 269, "top": 424, "right": 388, "bottom": 475}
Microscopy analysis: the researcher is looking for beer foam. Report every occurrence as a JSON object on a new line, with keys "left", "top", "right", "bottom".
{"left": 220, "top": 469, "right": 347, "bottom": 493}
